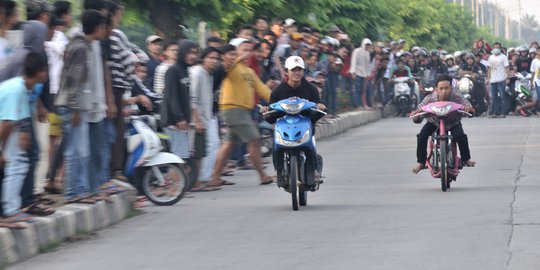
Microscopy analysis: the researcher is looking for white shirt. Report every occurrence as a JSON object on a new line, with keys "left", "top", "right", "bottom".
{"left": 487, "top": 54, "right": 509, "bottom": 83}
{"left": 530, "top": 58, "right": 540, "bottom": 87}
{"left": 45, "top": 30, "right": 69, "bottom": 94}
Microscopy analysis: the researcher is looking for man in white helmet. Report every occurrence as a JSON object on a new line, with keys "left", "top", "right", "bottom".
{"left": 262, "top": 56, "right": 326, "bottom": 191}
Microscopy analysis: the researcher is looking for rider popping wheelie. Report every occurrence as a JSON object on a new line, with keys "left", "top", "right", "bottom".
{"left": 411, "top": 74, "right": 476, "bottom": 174}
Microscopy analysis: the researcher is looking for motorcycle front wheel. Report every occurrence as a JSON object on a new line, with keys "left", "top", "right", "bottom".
{"left": 290, "top": 155, "right": 299, "bottom": 211}
{"left": 142, "top": 164, "right": 187, "bottom": 206}
{"left": 440, "top": 141, "right": 448, "bottom": 192}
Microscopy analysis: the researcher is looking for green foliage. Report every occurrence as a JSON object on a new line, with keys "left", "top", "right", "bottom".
{"left": 117, "top": 0, "right": 537, "bottom": 50}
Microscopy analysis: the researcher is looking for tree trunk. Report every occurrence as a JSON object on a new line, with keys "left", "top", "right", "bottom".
{"left": 147, "top": 0, "right": 182, "bottom": 40}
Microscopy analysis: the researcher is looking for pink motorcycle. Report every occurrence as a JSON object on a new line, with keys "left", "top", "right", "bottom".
{"left": 411, "top": 101, "right": 472, "bottom": 191}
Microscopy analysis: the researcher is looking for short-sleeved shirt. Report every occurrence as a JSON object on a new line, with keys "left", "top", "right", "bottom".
{"left": 488, "top": 54, "right": 509, "bottom": 83}
{"left": 0, "top": 77, "right": 31, "bottom": 121}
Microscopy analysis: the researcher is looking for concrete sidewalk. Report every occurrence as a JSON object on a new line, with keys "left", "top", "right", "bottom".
{"left": 0, "top": 106, "right": 395, "bottom": 267}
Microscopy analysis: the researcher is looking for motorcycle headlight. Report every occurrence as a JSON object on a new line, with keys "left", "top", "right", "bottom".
{"left": 430, "top": 104, "right": 453, "bottom": 116}
{"left": 280, "top": 102, "right": 305, "bottom": 114}
{"left": 275, "top": 129, "right": 311, "bottom": 147}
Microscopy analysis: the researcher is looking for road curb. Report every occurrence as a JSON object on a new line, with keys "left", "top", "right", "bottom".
{"left": 315, "top": 106, "right": 395, "bottom": 140}
{"left": 0, "top": 192, "right": 132, "bottom": 266}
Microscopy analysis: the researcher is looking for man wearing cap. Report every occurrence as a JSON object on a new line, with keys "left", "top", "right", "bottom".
{"left": 328, "top": 26, "right": 342, "bottom": 40}
{"left": 207, "top": 42, "right": 274, "bottom": 187}
{"left": 277, "top": 18, "right": 296, "bottom": 45}
{"left": 263, "top": 56, "right": 326, "bottom": 191}
{"left": 350, "top": 38, "right": 373, "bottom": 109}
{"left": 145, "top": 34, "right": 163, "bottom": 91}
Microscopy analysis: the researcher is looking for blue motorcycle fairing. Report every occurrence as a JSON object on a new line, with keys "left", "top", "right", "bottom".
{"left": 274, "top": 114, "right": 314, "bottom": 149}
{"left": 270, "top": 97, "right": 317, "bottom": 113}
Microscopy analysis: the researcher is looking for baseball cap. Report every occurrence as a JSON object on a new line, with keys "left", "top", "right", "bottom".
{"left": 398, "top": 38, "right": 406, "bottom": 44}
{"left": 290, "top": 32, "right": 303, "bottom": 41}
{"left": 328, "top": 26, "right": 342, "bottom": 33}
{"left": 284, "top": 18, "right": 295, "bottom": 27}
{"left": 229, "top": 37, "right": 250, "bottom": 47}
{"left": 389, "top": 41, "right": 397, "bottom": 46}
{"left": 146, "top": 35, "right": 163, "bottom": 45}
{"left": 284, "top": 56, "right": 305, "bottom": 70}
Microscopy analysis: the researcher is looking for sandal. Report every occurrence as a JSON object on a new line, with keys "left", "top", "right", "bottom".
{"left": 0, "top": 222, "right": 27, "bottom": 229}
{"left": 66, "top": 196, "right": 96, "bottom": 204}
{"left": 44, "top": 186, "right": 62, "bottom": 194}
{"left": 260, "top": 176, "right": 274, "bottom": 185}
{"left": 24, "top": 203, "right": 55, "bottom": 216}
{"left": 220, "top": 180, "right": 236, "bottom": 186}
{"left": 191, "top": 185, "right": 220, "bottom": 192}
{"left": 221, "top": 170, "right": 234, "bottom": 177}
{"left": 2, "top": 213, "right": 33, "bottom": 223}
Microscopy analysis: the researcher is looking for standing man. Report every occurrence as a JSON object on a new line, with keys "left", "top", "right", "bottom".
{"left": 190, "top": 47, "right": 222, "bottom": 192}
{"left": 487, "top": 46, "right": 509, "bottom": 118}
{"left": 207, "top": 42, "right": 273, "bottom": 187}
{"left": 144, "top": 35, "right": 163, "bottom": 91}
{"left": 161, "top": 40, "right": 198, "bottom": 189}
{"left": 55, "top": 10, "right": 106, "bottom": 204}
{"left": 350, "top": 38, "right": 372, "bottom": 109}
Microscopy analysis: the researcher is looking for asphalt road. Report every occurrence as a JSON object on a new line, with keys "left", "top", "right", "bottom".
{"left": 11, "top": 116, "right": 540, "bottom": 270}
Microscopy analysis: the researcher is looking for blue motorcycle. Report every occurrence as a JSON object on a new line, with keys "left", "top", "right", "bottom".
{"left": 265, "top": 97, "right": 326, "bottom": 211}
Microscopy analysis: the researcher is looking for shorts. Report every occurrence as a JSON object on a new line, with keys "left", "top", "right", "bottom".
{"left": 221, "top": 108, "right": 259, "bottom": 144}
{"left": 193, "top": 131, "right": 206, "bottom": 159}
{"left": 48, "top": 113, "right": 62, "bottom": 136}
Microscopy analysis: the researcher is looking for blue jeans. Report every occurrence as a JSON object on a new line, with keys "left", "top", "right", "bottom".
{"left": 89, "top": 120, "right": 105, "bottom": 195}
{"left": 102, "top": 119, "right": 116, "bottom": 182}
{"left": 1, "top": 127, "right": 29, "bottom": 216}
{"left": 490, "top": 81, "right": 507, "bottom": 115}
{"left": 354, "top": 76, "right": 365, "bottom": 107}
{"left": 20, "top": 120, "right": 38, "bottom": 208}
{"left": 536, "top": 85, "right": 540, "bottom": 113}
{"left": 60, "top": 109, "right": 90, "bottom": 200}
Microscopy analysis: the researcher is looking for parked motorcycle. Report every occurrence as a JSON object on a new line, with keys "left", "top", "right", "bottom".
{"left": 125, "top": 115, "right": 188, "bottom": 205}
{"left": 265, "top": 97, "right": 326, "bottom": 211}
{"left": 410, "top": 101, "right": 472, "bottom": 191}
{"left": 515, "top": 72, "right": 534, "bottom": 116}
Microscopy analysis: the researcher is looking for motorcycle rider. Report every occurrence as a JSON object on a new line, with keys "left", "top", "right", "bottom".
{"left": 411, "top": 74, "right": 476, "bottom": 174}
{"left": 426, "top": 49, "right": 448, "bottom": 87}
{"left": 445, "top": 55, "right": 459, "bottom": 78}
{"left": 515, "top": 46, "right": 532, "bottom": 73}
{"left": 388, "top": 59, "right": 414, "bottom": 89}
{"left": 262, "top": 56, "right": 326, "bottom": 191}
{"left": 459, "top": 53, "right": 487, "bottom": 115}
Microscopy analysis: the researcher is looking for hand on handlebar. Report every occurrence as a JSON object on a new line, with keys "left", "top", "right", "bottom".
{"left": 317, "top": 103, "right": 327, "bottom": 111}
{"left": 464, "top": 106, "right": 475, "bottom": 115}
{"left": 259, "top": 105, "right": 269, "bottom": 114}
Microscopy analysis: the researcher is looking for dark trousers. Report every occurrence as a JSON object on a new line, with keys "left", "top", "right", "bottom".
{"left": 21, "top": 122, "right": 38, "bottom": 208}
{"left": 416, "top": 122, "right": 471, "bottom": 164}
{"left": 111, "top": 88, "right": 126, "bottom": 174}
{"left": 273, "top": 147, "right": 318, "bottom": 185}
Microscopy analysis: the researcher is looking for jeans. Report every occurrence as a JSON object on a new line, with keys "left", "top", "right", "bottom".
{"left": 102, "top": 118, "right": 116, "bottom": 182}
{"left": 60, "top": 108, "right": 90, "bottom": 200}
{"left": 20, "top": 121, "right": 38, "bottom": 208}
{"left": 89, "top": 120, "right": 105, "bottom": 195}
{"left": 416, "top": 122, "right": 471, "bottom": 164}
{"left": 353, "top": 76, "right": 365, "bottom": 107}
{"left": 164, "top": 128, "right": 190, "bottom": 159}
{"left": 536, "top": 85, "right": 540, "bottom": 113}
{"left": 490, "top": 81, "right": 507, "bottom": 115}
{"left": 199, "top": 118, "right": 219, "bottom": 181}
{"left": 1, "top": 127, "right": 29, "bottom": 216}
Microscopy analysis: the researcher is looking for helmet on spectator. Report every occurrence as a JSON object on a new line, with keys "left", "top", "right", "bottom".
{"left": 417, "top": 50, "right": 427, "bottom": 57}
{"left": 518, "top": 45, "right": 528, "bottom": 52}
{"left": 445, "top": 55, "right": 454, "bottom": 61}
{"left": 530, "top": 48, "right": 537, "bottom": 54}
{"left": 430, "top": 49, "right": 440, "bottom": 57}
{"left": 465, "top": 53, "right": 475, "bottom": 60}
